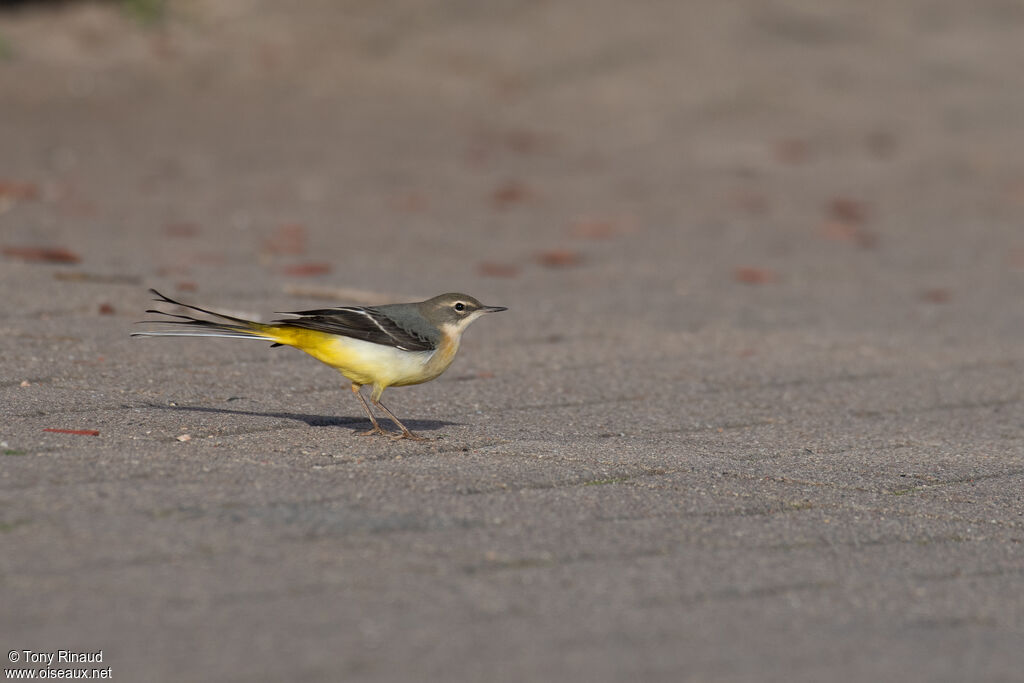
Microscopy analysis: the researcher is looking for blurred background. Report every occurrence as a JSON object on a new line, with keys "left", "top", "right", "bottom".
{"left": 2, "top": 0, "right": 1022, "bottom": 340}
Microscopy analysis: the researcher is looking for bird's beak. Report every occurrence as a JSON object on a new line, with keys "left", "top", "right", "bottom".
{"left": 482, "top": 305, "right": 508, "bottom": 313}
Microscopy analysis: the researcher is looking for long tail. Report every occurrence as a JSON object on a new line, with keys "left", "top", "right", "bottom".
{"left": 131, "top": 289, "right": 279, "bottom": 344}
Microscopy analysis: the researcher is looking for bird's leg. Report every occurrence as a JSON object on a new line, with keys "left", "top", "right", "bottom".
{"left": 374, "top": 400, "right": 428, "bottom": 440}
{"left": 351, "top": 383, "right": 386, "bottom": 436}
{"left": 370, "top": 388, "right": 428, "bottom": 441}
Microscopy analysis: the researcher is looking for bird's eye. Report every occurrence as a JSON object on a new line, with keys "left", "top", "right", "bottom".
{"left": 454, "top": 302, "right": 466, "bottom": 312}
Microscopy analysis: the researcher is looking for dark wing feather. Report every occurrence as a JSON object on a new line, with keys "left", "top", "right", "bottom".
{"left": 272, "top": 307, "right": 436, "bottom": 351}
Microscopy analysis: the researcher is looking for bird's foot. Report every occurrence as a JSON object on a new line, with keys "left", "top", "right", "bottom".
{"left": 358, "top": 426, "right": 388, "bottom": 437}
{"left": 392, "top": 431, "right": 430, "bottom": 442}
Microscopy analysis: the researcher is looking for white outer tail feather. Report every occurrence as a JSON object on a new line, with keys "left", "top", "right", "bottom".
{"left": 131, "top": 330, "right": 273, "bottom": 341}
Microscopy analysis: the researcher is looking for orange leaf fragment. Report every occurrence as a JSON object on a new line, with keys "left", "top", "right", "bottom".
{"left": 920, "top": 288, "right": 951, "bottom": 304}
{"left": 734, "top": 266, "right": 779, "bottom": 284}
{"left": 2, "top": 246, "right": 81, "bottom": 264}
{"left": 477, "top": 262, "right": 521, "bottom": 278}
{"left": 263, "top": 223, "right": 307, "bottom": 255}
{"left": 491, "top": 181, "right": 529, "bottom": 208}
{"left": 283, "top": 262, "right": 332, "bottom": 277}
{"left": 0, "top": 181, "right": 39, "bottom": 200}
{"left": 819, "top": 220, "right": 879, "bottom": 249}
{"left": 827, "top": 198, "right": 868, "bottom": 224}
{"left": 536, "top": 250, "right": 582, "bottom": 268}
{"left": 820, "top": 198, "right": 877, "bottom": 248}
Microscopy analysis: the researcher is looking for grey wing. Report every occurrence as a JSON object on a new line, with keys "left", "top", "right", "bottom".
{"left": 272, "top": 307, "right": 437, "bottom": 351}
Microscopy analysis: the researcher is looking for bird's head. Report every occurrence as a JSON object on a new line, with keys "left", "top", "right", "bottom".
{"left": 420, "top": 293, "right": 507, "bottom": 336}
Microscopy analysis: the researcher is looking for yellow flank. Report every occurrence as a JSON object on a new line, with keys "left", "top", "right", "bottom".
{"left": 256, "top": 323, "right": 459, "bottom": 389}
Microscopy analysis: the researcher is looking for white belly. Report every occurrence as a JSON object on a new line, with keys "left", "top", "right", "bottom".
{"left": 317, "top": 335, "right": 437, "bottom": 387}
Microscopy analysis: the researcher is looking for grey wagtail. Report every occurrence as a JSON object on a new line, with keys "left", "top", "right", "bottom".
{"left": 132, "top": 289, "right": 507, "bottom": 440}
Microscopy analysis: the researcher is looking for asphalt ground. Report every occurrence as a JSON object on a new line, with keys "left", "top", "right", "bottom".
{"left": 1, "top": 1, "right": 1023, "bottom": 681}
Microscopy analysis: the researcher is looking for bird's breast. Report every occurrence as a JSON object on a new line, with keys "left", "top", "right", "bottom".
{"left": 415, "top": 330, "right": 460, "bottom": 383}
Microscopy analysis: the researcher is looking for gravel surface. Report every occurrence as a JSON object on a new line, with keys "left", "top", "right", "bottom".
{"left": 1, "top": 2, "right": 1022, "bottom": 681}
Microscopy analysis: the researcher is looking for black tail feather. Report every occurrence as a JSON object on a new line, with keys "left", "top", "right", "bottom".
{"left": 133, "top": 289, "right": 269, "bottom": 339}
{"left": 148, "top": 289, "right": 254, "bottom": 325}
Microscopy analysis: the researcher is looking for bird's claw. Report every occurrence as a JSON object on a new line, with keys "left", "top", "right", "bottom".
{"left": 393, "top": 431, "right": 430, "bottom": 442}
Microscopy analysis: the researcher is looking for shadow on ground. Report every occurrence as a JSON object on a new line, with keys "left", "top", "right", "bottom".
{"left": 145, "top": 402, "right": 455, "bottom": 434}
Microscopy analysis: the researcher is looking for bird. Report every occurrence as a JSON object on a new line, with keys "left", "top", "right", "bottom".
{"left": 132, "top": 289, "right": 507, "bottom": 440}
